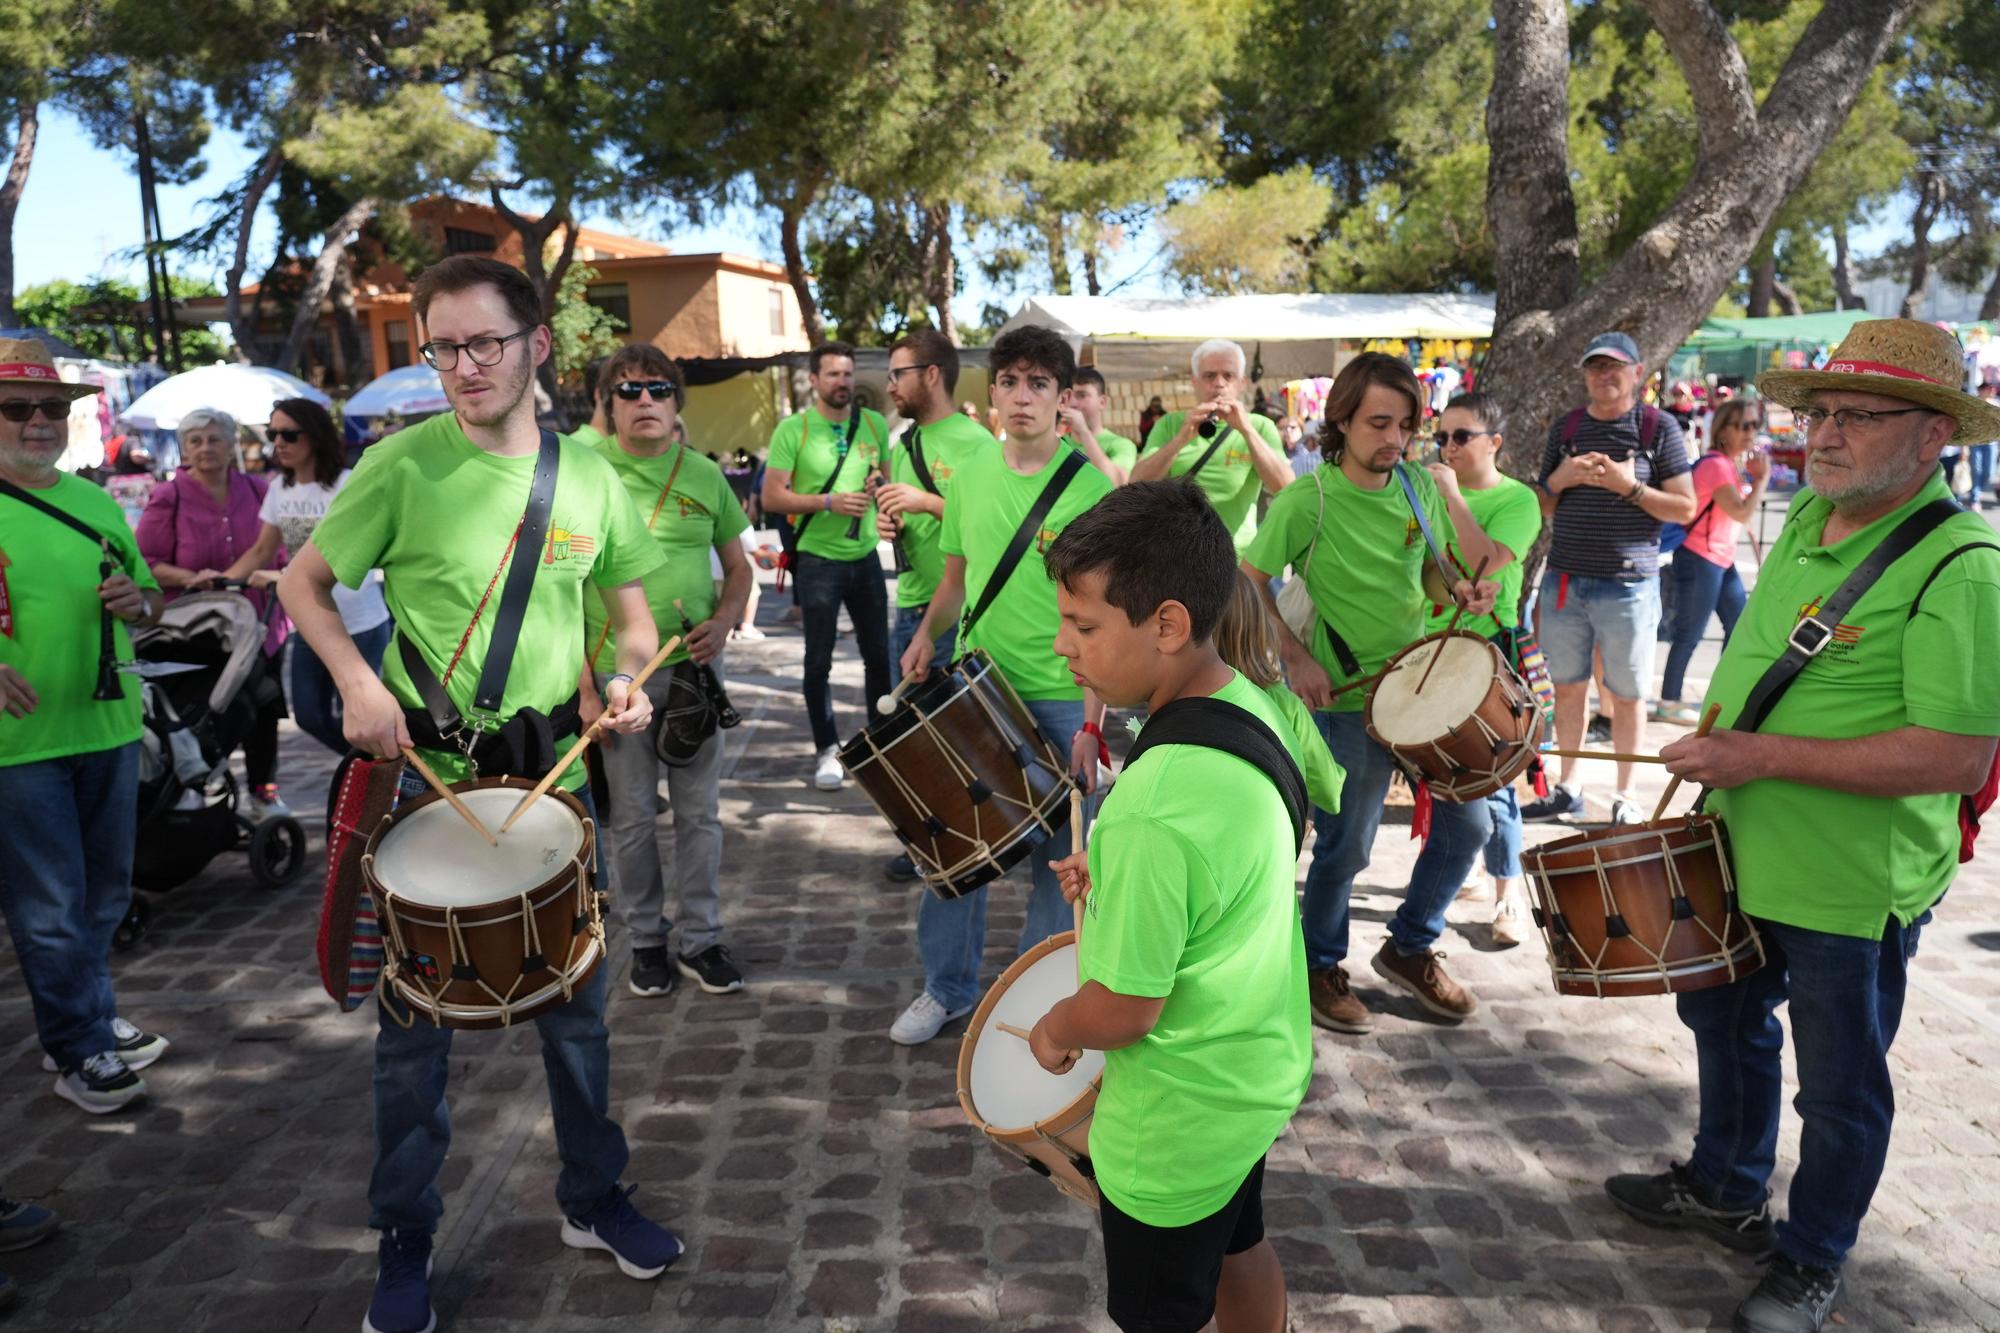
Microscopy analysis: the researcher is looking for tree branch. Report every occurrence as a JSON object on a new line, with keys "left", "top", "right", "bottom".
{"left": 1485, "top": 0, "right": 1580, "bottom": 328}
{"left": 225, "top": 144, "right": 284, "bottom": 362}
{"left": 0, "top": 101, "right": 39, "bottom": 325}
{"left": 1637, "top": 0, "right": 1756, "bottom": 161}
{"left": 277, "top": 197, "right": 377, "bottom": 378}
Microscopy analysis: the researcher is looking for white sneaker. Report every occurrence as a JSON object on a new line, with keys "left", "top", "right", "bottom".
{"left": 42, "top": 1017, "right": 168, "bottom": 1073}
{"left": 1610, "top": 795, "right": 1644, "bottom": 826}
{"left": 889, "top": 992, "right": 972, "bottom": 1045}
{"left": 1491, "top": 898, "right": 1526, "bottom": 948}
{"left": 52, "top": 1051, "right": 146, "bottom": 1114}
{"left": 813, "top": 746, "right": 845, "bottom": 791}
{"left": 250, "top": 788, "right": 292, "bottom": 822}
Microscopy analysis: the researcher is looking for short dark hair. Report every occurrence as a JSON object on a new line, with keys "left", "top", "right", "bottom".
{"left": 1072, "top": 366, "right": 1107, "bottom": 395}
{"left": 989, "top": 323, "right": 1075, "bottom": 391}
{"left": 599, "top": 343, "right": 685, "bottom": 407}
{"left": 809, "top": 340, "right": 856, "bottom": 375}
{"left": 889, "top": 328, "right": 960, "bottom": 394}
{"left": 411, "top": 255, "right": 543, "bottom": 333}
{"left": 270, "top": 397, "right": 346, "bottom": 486}
{"left": 1044, "top": 480, "right": 1235, "bottom": 641}
{"left": 1445, "top": 391, "right": 1504, "bottom": 437}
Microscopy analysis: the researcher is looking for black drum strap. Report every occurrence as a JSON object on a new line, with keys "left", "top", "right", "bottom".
{"left": 959, "top": 449, "right": 1086, "bottom": 642}
{"left": 473, "top": 429, "right": 561, "bottom": 712}
{"left": 1124, "top": 696, "right": 1308, "bottom": 853}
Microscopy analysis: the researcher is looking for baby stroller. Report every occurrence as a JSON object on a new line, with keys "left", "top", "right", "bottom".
{"left": 118, "top": 584, "right": 308, "bottom": 947}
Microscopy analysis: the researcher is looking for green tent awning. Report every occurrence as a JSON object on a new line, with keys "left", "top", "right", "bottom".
{"left": 1683, "top": 309, "right": 1874, "bottom": 352}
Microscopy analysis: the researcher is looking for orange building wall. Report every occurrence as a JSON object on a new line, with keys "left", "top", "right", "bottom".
{"left": 714, "top": 268, "right": 803, "bottom": 358}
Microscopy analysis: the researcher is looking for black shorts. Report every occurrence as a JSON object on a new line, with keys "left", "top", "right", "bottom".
{"left": 1099, "top": 1156, "right": 1266, "bottom": 1333}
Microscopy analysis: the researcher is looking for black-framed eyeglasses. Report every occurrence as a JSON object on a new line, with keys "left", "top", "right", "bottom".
{"left": 886, "top": 363, "right": 938, "bottom": 384}
{"left": 419, "top": 327, "right": 533, "bottom": 371}
{"left": 269, "top": 428, "right": 305, "bottom": 443}
{"left": 1794, "top": 406, "right": 1932, "bottom": 433}
{"left": 613, "top": 380, "right": 679, "bottom": 401}
{"left": 0, "top": 398, "right": 71, "bottom": 423}
{"left": 1433, "top": 428, "right": 1492, "bottom": 448}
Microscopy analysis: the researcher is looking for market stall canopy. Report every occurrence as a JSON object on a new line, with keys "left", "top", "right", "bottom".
{"left": 345, "top": 363, "right": 450, "bottom": 419}
{"left": 1684, "top": 309, "right": 1876, "bottom": 351}
{"left": 121, "top": 363, "right": 330, "bottom": 431}
{"left": 1002, "top": 293, "right": 1496, "bottom": 343}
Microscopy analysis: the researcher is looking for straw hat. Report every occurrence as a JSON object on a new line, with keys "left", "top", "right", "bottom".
{"left": 0, "top": 337, "right": 100, "bottom": 400}
{"left": 1758, "top": 319, "right": 2000, "bottom": 445}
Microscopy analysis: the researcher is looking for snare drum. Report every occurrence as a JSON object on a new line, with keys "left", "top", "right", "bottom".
{"left": 1366, "top": 630, "right": 1543, "bottom": 802}
{"left": 1523, "top": 814, "right": 1763, "bottom": 998}
{"left": 363, "top": 777, "right": 604, "bottom": 1029}
{"left": 840, "top": 650, "right": 1074, "bottom": 899}
{"left": 957, "top": 932, "right": 1102, "bottom": 1207}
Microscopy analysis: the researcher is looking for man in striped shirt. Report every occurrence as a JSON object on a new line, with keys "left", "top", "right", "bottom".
{"left": 1523, "top": 332, "right": 1696, "bottom": 825}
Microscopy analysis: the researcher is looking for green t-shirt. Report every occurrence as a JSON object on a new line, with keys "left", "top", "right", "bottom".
{"left": 1424, "top": 475, "right": 1543, "bottom": 636}
{"left": 888, "top": 414, "right": 994, "bottom": 609}
{"left": 0, "top": 474, "right": 159, "bottom": 765}
{"left": 1095, "top": 429, "right": 1137, "bottom": 477}
{"left": 1704, "top": 473, "right": 2000, "bottom": 939}
{"left": 568, "top": 423, "right": 611, "bottom": 450}
{"left": 766, "top": 407, "right": 888, "bottom": 562}
{"left": 939, "top": 441, "right": 1114, "bottom": 701}
{"left": 1261, "top": 679, "right": 1344, "bottom": 813}
{"left": 1140, "top": 411, "right": 1285, "bottom": 550}
{"left": 1243, "top": 464, "right": 1460, "bottom": 712}
{"left": 310, "top": 414, "right": 664, "bottom": 788}
{"left": 582, "top": 439, "right": 750, "bottom": 673}
{"left": 1081, "top": 671, "right": 1313, "bottom": 1226}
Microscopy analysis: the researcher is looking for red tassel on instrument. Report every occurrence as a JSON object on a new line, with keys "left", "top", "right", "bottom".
{"left": 1527, "top": 754, "right": 1550, "bottom": 798}
{"left": 1412, "top": 779, "right": 1432, "bottom": 842}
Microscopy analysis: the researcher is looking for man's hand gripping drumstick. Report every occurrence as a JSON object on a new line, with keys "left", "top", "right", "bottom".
{"left": 500, "top": 633, "right": 682, "bottom": 833}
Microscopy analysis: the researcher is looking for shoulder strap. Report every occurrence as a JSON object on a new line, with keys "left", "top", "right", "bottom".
{"left": 1639, "top": 404, "right": 1661, "bottom": 451}
{"left": 960, "top": 449, "right": 1087, "bottom": 640}
{"left": 0, "top": 477, "right": 111, "bottom": 549}
{"left": 1184, "top": 422, "right": 1235, "bottom": 477}
{"left": 793, "top": 410, "right": 861, "bottom": 542}
{"left": 1910, "top": 541, "right": 2000, "bottom": 619}
{"left": 1735, "top": 497, "right": 1960, "bottom": 733}
{"left": 1124, "top": 696, "right": 1308, "bottom": 854}
{"left": 1559, "top": 408, "right": 1587, "bottom": 447}
{"left": 908, "top": 428, "right": 939, "bottom": 495}
{"left": 471, "top": 428, "right": 562, "bottom": 713}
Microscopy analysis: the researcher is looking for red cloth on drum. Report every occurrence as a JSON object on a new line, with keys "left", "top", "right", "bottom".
{"left": 318, "top": 754, "right": 406, "bottom": 1011}
{"left": 1412, "top": 779, "right": 1432, "bottom": 841}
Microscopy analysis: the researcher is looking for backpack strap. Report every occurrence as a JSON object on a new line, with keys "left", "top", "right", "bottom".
{"left": 959, "top": 449, "right": 1087, "bottom": 641}
{"left": 1638, "top": 404, "right": 1661, "bottom": 452}
{"left": 1559, "top": 408, "right": 1587, "bottom": 447}
{"left": 1123, "top": 696, "right": 1308, "bottom": 854}
{"left": 1908, "top": 541, "right": 2000, "bottom": 619}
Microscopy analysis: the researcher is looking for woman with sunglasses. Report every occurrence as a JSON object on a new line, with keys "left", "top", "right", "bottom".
{"left": 1652, "top": 396, "right": 1768, "bottom": 726}
{"left": 137, "top": 407, "right": 291, "bottom": 818}
{"left": 218, "top": 398, "right": 392, "bottom": 755}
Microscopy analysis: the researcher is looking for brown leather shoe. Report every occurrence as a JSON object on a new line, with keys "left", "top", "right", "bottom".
{"left": 1370, "top": 942, "right": 1478, "bottom": 1020}
{"left": 1309, "top": 967, "right": 1374, "bottom": 1034}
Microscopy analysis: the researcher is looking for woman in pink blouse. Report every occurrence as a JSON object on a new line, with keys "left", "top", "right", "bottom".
{"left": 136, "top": 408, "right": 292, "bottom": 818}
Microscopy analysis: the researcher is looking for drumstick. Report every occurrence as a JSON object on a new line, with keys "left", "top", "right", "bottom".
{"left": 499, "top": 632, "right": 683, "bottom": 833}
{"left": 876, "top": 671, "right": 923, "bottom": 716}
{"left": 1648, "top": 702, "right": 1721, "bottom": 822}
{"left": 400, "top": 747, "right": 497, "bottom": 846}
{"left": 1414, "top": 555, "right": 1488, "bottom": 695}
{"left": 1069, "top": 788, "right": 1086, "bottom": 949}
{"left": 996, "top": 1022, "right": 1035, "bottom": 1041}
{"left": 1538, "top": 748, "right": 1670, "bottom": 764}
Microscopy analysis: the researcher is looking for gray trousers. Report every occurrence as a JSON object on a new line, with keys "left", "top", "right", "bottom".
{"left": 594, "top": 668, "right": 727, "bottom": 955}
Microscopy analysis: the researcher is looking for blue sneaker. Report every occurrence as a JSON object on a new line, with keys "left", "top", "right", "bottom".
{"left": 560, "top": 1184, "right": 683, "bottom": 1279}
{"left": 363, "top": 1228, "right": 434, "bottom": 1333}
{"left": 0, "top": 1269, "right": 16, "bottom": 1312}
{"left": 0, "top": 1198, "right": 57, "bottom": 1253}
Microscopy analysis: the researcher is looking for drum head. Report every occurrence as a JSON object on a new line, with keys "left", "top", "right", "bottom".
{"left": 967, "top": 942, "right": 1105, "bottom": 1131}
{"left": 374, "top": 786, "right": 584, "bottom": 906}
{"left": 1370, "top": 634, "right": 1496, "bottom": 745}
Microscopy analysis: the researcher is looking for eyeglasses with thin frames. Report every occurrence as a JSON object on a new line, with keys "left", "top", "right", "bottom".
{"left": 419, "top": 327, "right": 533, "bottom": 372}
{"left": 886, "top": 363, "right": 938, "bottom": 384}
{"left": 1794, "top": 406, "right": 1931, "bottom": 434}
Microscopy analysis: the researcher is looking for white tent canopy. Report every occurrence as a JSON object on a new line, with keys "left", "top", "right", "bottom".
{"left": 121, "top": 363, "right": 329, "bottom": 432}
{"left": 1002, "top": 293, "right": 1495, "bottom": 344}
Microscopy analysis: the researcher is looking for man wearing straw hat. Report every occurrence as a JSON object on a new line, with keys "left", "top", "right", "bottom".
{"left": 0, "top": 339, "right": 170, "bottom": 1117}
{"left": 1602, "top": 319, "right": 2000, "bottom": 1333}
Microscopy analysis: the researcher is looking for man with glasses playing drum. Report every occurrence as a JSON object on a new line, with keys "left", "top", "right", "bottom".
{"left": 1603, "top": 319, "right": 2000, "bottom": 1333}
{"left": 279, "top": 256, "right": 680, "bottom": 1333}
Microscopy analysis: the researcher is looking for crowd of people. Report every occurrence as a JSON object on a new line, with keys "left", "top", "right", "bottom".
{"left": 4, "top": 280, "right": 1999, "bottom": 1333}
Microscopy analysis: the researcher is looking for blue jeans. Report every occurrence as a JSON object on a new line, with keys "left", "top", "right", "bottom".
{"left": 0, "top": 743, "right": 139, "bottom": 1071}
{"left": 795, "top": 551, "right": 891, "bottom": 752}
{"left": 1480, "top": 785, "right": 1523, "bottom": 880}
{"left": 1676, "top": 912, "right": 1925, "bottom": 1271}
{"left": 1660, "top": 550, "right": 1744, "bottom": 703}
{"left": 1300, "top": 711, "right": 1483, "bottom": 967}
{"left": 891, "top": 602, "right": 956, "bottom": 670}
{"left": 1538, "top": 572, "right": 1661, "bottom": 700}
{"left": 370, "top": 774, "right": 625, "bottom": 1233}
{"left": 288, "top": 618, "right": 393, "bottom": 755}
{"left": 1972, "top": 443, "right": 1995, "bottom": 500}
{"left": 916, "top": 696, "right": 1082, "bottom": 1011}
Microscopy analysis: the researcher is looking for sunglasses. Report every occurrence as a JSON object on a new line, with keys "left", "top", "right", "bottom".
{"left": 1432, "top": 428, "right": 1492, "bottom": 448}
{"left": 269, "top": 428, "right": 306, "bottom": 443}
{"left": 614, "top": 380, "right": 678, "bottom": 401}
{"left": 0, "top": 399, "right": 70, "bottom": 423}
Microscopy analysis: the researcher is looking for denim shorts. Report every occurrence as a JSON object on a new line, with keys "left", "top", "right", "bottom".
{"left": 1538, "top": 572, "right": 1661, "bottom": 699}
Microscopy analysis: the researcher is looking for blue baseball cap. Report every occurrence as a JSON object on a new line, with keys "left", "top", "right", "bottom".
{"left": 1578, "top": 332, "right": 1640, "bottom": 367}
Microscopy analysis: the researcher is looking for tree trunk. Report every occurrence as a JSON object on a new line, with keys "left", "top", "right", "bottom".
{"left": 329, "top": 255, "right": 368, "bottom": 386}
{"left": 1831, "top": 223, "right": 1861, "bottom": 309}
{"left": 923, "top": 202, "right": 958, "bottom": 345}
{"left": 225, "top": 145, "right": 284, "bottom": 362}
{"left": 1900, "top": 169, "right": 1945, "bottom": 321}
{"left": 1746, "top": 249, "right": 1777, "bottom": 318}
{"left": 488, "top": 189, "right": 578, "bottom": 410}
{"left": 1044, "top": 217, "right": 1072, "bottom": 296}
{"left": 1082, "top": 245, "right": 1102, "bottom": 296}
{"left": 278, "top": 197, "right": 376, "bottom": 378}
{"left": 1981, "top": 263, "right": 2000, "bottom": 323}
{"left": 0, "top": 102, "right": 39, "bottom": 327}
{"left": 1772, "top": 277, "right": 1802, "bottom": 317}
{"left": 1484, "top": 0, "right": 1921, "bottom": 481}
{"left": 780, "top": 198, "right": 823, "bottom": 345}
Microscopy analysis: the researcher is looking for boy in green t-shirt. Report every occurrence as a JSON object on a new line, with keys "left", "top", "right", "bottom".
{"left": 759, "top": 340, "right": 892, "bottom": 792}
{"left": 890, "top": 324, "right": 1114, "bottom": 1047}
{"left": 1063, "top": 366, "right": 1136, "bottom": 483}
{"left": 1030, "top": 480, "right": 1311, "bottom": 1333}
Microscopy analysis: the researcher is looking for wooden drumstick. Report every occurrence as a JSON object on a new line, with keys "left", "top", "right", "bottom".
{"left": 400, "top": 747, "right": 497, "bottom": 846}
{"left": 1538, "top": 748, "right": 1670, "bottom": 764}
{"left": 996, "top": 1022, "right": 1034, "bottom": 1041}
{"left": 1414, "top": 555, "right": 1488, "bottom": 695}
{"left": 876, "top": 671, "right": 923, "bottom": 716}
{"left": 1069, "top": 787, "right": 1086, "bottom": 974}
{"left": 500, "top": 633, "right": 682, "bottom": 833}
{"left": 1649, "top": 702, "right": 1721, "bottom": 822}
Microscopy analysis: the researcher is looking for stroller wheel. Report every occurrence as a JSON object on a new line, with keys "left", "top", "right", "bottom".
{"left": 248, "top": 816, "right": 308, "bottom": 889}
{"left": 115, "top": 898, "right": 152, "bottom": 951}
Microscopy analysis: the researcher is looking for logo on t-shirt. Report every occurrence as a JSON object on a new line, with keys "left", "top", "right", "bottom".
{"left": 1224, "top": 444, "right": 1250, "bottom": 469}
{"left": 1404, "top": 517, "right": 1421, "bottom": 547}
{"left": 543, "top": 526, "right": 598, "bottom": 564}
{"left": 1036, "top": 524, "right": 1059, "bottom": 555}
{"left": 674, "top": 493, "right": 712, "bottom": 522}
{"left": 1798, "top": 595, "right": 1865, "bottom": 653}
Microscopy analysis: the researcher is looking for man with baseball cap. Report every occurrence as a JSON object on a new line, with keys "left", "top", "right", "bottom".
{"left": 1601, "top": 319, "right": 2000, "bottom": 1333}
{"left": 0, "top": 339, "right": 170, "bottom": 1114}
{"left": 1524, "top": 330, "right": 1696, "bottom": 825}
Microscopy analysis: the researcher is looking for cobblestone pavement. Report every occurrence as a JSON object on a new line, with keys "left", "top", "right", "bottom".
{"left": 4, "top": 577, "right": 1999, "bottom": 1332}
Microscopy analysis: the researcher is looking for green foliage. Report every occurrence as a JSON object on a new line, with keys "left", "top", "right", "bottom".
{"left": 1159, "top": 167, "right": 1328, "bottom": 294}
{"left": 16, "top": 276, "right": 231, "bottom": 363}
{"left": 547, "top": 263, "right": 624, "bottom": 384}
{"left": 285, "top": 84, "right": 491, "bottom": 200}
